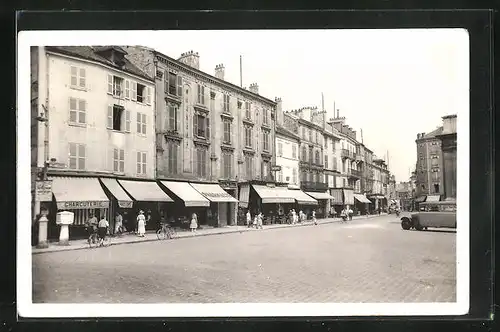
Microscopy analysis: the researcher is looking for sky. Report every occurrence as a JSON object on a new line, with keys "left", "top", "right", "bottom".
{"left": 143, "top": 29, "right": 468, "bottom": 182}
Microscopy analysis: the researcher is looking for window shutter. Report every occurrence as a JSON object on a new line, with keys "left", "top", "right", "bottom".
{"left": 137, "top": 113, "right": 141, "bottom": 133}
{"left": 125, "top": 80, "right": 130, "bottom": 99}
{"left": 206, "top": 117, "right": 210, "bottom": 139}
{"left": 193, "top": 114, "right": 198, "bottom": 137}
{"left": 175, "top": 107, "right": 180, "bottom": 132}
{"left": 164, "top": 72, "right": 169, "bottom": 94}
{"left": 79, "top": 68, "right": 86, "bottom": 88}
{"left": 107, "top": 106, "right": 113, "bottom": 129}
{"left": 142, "top": 114, "right": 147, "bottom": 135}
{"left": 71, "top": 66, "right": 77, "bottom": 86}
{"left": 146, "top": 86, "right": 151, "bottom": 105}
{"left": 177, "top": 76, "right": 183, "bottom": 96}
{"left": 125, "top": 110, "right": 131, "bottom": 132}
{"left": 107, "top": 74, "right": 113, "bottom": 94}
{"left": 131, "top": 81, "right": 137, "bottom": 101}
{"left": 136, "top": 152, "right": 141, "bottom": 174}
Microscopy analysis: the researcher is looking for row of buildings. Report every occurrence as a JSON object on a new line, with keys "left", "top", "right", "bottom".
{"left": 31, "top": 45, "right": 392, "bottom": 243}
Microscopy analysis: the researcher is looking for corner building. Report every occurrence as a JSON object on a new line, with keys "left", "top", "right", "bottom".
{"left": 123, "top": 47, "right": 278, "bottom": 226}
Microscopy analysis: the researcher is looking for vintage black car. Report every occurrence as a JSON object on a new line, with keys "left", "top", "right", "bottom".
{"left": 400, "top": 200, "right": 457, "bottom": 231}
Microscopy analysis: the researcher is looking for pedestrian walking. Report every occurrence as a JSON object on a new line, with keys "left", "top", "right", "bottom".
{"left": 114, "top": 212, "right": 123, "bottom": 235}
{"left": 340, "top": 208, "right": 347, "bottom": 223}
{"left": 253, "top": 214, "right": 258, "bottom": 228}
{"left": 378, "top": 206, "right": 381, "bottom": 215}
{"left": 348, "top": 208, "right": 353, "bottom": 221}
{"left": 246, "top": 210, "right": 252, "bottom": 228}
{"left": 257, "top": 212, "right": 264, "bottom": 229}
{"left": 98, "top": 214, "right": 109, "bottom": 241}
{"left": 291, "top": 209, "right": 297, "bottom": 224}
{"left": 299, "top": 210, "right": 305, "bottom": 223}
{"left": 288, "top": 209, "right": 293, "bottom": 224}
{"left": 190, "top": 213, "right": 198, "bottom": 232}
{"left": 137, "top": 210, "right": 146, "bottom": 237}
{"left": 312, "top": 210, "right": 317, "bottom": 225}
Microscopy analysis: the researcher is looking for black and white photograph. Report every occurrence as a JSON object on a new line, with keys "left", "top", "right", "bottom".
{"left": 18, "top": 28, "right": 469, "bottom": 317}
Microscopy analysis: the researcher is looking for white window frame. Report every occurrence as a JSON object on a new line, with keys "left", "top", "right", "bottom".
{"left": 70, "top": 66, "right": 86, "bottom": 89}
{"left": 136, "top": 151, "right": 147, "bottom": 175}
{"left": 113, "top": 148, "right": 125, "bottom": 173}
{"left": 136, "top": 112, "right": 147, "bottom": 135}
{"left": 69, "top": 97, "right": 86, "bottom": 125}
{"left": 68, "top": 143, "right": 86, "bottom": 170}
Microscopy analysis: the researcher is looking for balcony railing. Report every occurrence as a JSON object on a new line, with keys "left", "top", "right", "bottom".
{"left": 355, "top": 153, "right": 364, "bottom": 162}
{"left": 341, "top": 149, "right": 355, "bottom": 160}
{"left": 300, "top": 181, "right": 328, "bottom": 191}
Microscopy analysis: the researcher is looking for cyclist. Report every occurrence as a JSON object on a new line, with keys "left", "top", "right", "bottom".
{"left": 85, "top": 213, "right": 98, "bottom": 239}
{"left": 97, "top": 214, "right": 109, "bottom": 244}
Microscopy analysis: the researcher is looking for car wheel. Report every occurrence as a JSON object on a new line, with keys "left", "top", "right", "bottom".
{"left": 401, "top": 218, "right": 411, "bottom": 230}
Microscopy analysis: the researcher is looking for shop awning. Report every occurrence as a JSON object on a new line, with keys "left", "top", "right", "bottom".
{"left": 160, "top": 181, "right": 210, "bottom": 207}
{"left": 343, "top": 189, "right": 355, "bottom": 205}
{"left": 415, "top": 196, "right": 426, "bottom": 203}
{"left": 354, "top": 194, "right": 372, "bottom": 204}
{"left": 287, "top": 189, "right": 318, "bottom": 205}
{"left": 50, "top": 176, "right": 109, "bottom": 210}
{"left": 252, "top": 185, "right": 295, "bottom": 204}
{"left": 305, "top": 191, "right": 335, "bottom": 200}
{"left": 100, "top": 178, "right": 133, "bottom": 208}
{"left": 118, "top": 180, "right": 173, "bottom": 202}
{"left": 426, "top": 195, "right": 441, "bottom": 202}
{"left": 190, "top": 183, "right": 238, "bottom": 203}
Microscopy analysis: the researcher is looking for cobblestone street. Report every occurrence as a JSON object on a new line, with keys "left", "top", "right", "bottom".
{"left": 32, "top": 214, "right": 456, "bottom": 303}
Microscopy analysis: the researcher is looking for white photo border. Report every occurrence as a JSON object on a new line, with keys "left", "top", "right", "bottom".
{"left": 17, "top": 29, "right": 470, "bottom": 318}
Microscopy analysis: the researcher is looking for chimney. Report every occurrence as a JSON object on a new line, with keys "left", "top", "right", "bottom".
{"left": 249, "top": 83, "right": 259, "bottom": 94}
{"left": 215, "top": 63, "right": 225, "bottom": 80}
{"left": 177, "top": 50, "right": 200, "bottom": 70}
{"left": 275, "top": 97, "right": 283, "bottom": 126}
{"left": 336, "top": 109, "right": 340, "bottom": 118}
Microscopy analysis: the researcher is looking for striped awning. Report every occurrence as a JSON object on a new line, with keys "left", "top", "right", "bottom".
{"left": 288, "top": 189, "right": 318, "bottom": 205}
{"left": 50, "top": 176, "right": 109, "bottom": 210}
{"left": 354, "top": 194, "right": 371, "bottom": 204}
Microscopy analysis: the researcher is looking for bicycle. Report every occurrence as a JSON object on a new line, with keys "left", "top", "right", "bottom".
{"left": 88, "top": 228, "right": 111, "bottom": 248}
{"left": 156, "top": 223, "right": 176, "bottom": 240}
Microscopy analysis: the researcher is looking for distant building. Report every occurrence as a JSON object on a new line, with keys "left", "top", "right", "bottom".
{"left": 275, "top": 103, "right": 300, "bottom": 188}
{"left": 415, "top": 127, "right": 444, "bottom": 198}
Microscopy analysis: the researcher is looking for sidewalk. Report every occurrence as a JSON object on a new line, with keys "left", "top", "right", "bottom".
{"left": 32, "top": 213, "right": 387, "bottom": 254}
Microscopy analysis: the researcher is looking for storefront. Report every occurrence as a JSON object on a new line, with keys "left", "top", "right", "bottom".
{"left": 368, "top": 194, "right": 386, "bottom": 213}
{"left": 329, "top": 188, "right": 344, "bottom": 216}
{"left": 49, "top": 176, "right": 110, "bottom": 240}
{"left": 251, "top": 184, "right": 295, "bottom": 224}
{"left": 118, "top": 179, "right": 174, "bottom": 231}
{"left": 190, "top": 183, "right": 239, "bottom": 227}
{"left": 99, "top": 178, "right": 133, "bottom": 234}
{"left": 343, "top": 188, "right": 355, "bottom": 212}
{"left": 159, "top": 181, "right": 210, "bottom": 227}
{"left": 305, "top": 191, "right": 335, "bottom": 218}
{"left": 353, "top": 193, "right": 371, "bottom": 215}
{"left": 287, "top": 188, "right": 318, "bottom": 219}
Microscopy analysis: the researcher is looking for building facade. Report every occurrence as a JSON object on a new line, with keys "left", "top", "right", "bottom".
{"left": 123, "top": 46, "right": 277, "bottom": 225}
{"left": 436, "top": 115, "right": 457, "bottom": 200}
{"left": 275, "top": 106, "right": 300, "bottom": 188}
{"left": 31, "top": 46, "right": 158, "bottom": 241}
{"left": 415, "top": 127, "right": 444, "bottom": 198}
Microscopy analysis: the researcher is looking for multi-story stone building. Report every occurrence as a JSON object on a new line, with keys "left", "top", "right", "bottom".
{"left": 31, "top": 46, "right": 160, "bottom": 242}
{"left": 275, "top": 100, "right": 300, "bottom": 188}
{"left": 436, "top": 114, "right": 457, "bottom": 200}
{"left": 415, "top": 126, "right": 444, "bottom": 201}
{"left": 123, "top": 46, "right": 279, "bottom": 225}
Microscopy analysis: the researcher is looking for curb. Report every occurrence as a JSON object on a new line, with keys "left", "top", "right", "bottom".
{"left": 32, "top": 214, "right": 386, "bottom": 255}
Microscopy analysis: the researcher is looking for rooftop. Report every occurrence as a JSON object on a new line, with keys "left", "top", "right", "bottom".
{"left": 45, "top": 46, "right": 153, "bottom": 81}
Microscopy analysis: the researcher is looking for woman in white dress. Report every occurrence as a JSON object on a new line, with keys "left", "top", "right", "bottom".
{"left": 137, "top": 210, "right": 146, "bottom": 237}
{"left": 190, "top": 213, "right": 198, "bottom": 232}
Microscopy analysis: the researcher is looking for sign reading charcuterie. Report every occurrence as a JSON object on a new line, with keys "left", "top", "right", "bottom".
{"left": 57, "top": 201, "right": 109, "bottom": 209}
{"left": 202, "top": 192, "right": 231, "bottom": 198}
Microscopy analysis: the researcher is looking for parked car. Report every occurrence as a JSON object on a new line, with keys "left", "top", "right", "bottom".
{"left": 400, "top": 200, "right": 456, "bottom": 231}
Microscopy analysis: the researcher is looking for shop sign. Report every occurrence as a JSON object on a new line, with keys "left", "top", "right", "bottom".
{"left": 271, "top": 165, "right": 282, "bottom": 172}
{"left": 57, "top": 201, "right": 109, "bottom": 209}
{"left": 35, "top": 180, "right": 53, "bottom": 201}
{"left": 118, "top": 200, "right": 133, "bottom": 208}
